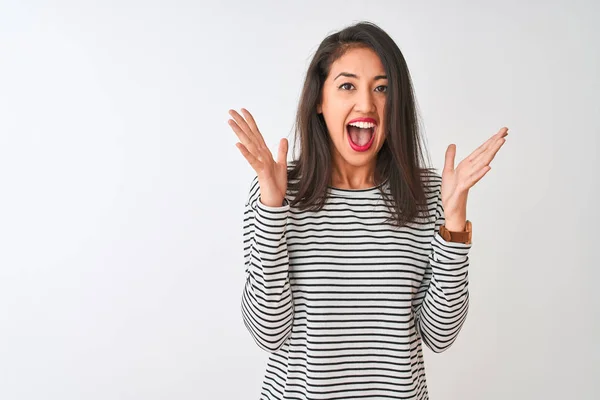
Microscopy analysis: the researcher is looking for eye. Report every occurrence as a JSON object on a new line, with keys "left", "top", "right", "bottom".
{"left": 375, "top": 85, "right": 388, "bottom": 93}
{"left": 338, "top": 82, "right": 355, "bottom": 90}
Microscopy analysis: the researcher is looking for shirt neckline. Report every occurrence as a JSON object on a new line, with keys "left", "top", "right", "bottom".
{"left": 326, "top": 179, "right": 389, "bottom": 197}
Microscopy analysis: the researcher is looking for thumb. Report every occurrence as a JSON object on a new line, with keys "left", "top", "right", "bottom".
{"left": 277, "top": 138, "right": 288, "bottom": 166}
{"left": 444, "top": 144, "right": 456, "bottom": 174}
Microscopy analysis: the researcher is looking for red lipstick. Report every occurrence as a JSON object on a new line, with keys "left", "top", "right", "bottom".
{"left": 347, "top": 117, "right": 377, "bottom": 125}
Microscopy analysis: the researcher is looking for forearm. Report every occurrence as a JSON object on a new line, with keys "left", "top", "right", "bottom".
{"left": 241, "top": 196, "right": 294, "bottom": 352}
{"left": 416, "top": 232, "right": 471, "bottom": 352}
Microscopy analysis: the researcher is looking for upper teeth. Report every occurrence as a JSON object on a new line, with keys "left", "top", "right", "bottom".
{"left": 349, "top": 121, "right": 376, "bottom": 129}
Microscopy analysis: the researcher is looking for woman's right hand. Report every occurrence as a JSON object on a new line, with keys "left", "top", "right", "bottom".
{"left": 228, "top": 108, "right": 289, "bottom": 207}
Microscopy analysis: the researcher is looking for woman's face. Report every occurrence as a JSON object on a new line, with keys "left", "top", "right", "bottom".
{"left": 318, "top": 46, "right": 388, "bottom": 172}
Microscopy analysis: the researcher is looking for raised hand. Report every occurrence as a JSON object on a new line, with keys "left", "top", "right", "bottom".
{"left": 228, "top": 108, "right": 289, "bottom": 207}
{"left": 441, "top": 127, "right": 509, "bottom": 230}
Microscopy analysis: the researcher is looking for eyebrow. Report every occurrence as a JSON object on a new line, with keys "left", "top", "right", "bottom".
{"left": 334, "top": 72, "right": 388, "bottom": 81}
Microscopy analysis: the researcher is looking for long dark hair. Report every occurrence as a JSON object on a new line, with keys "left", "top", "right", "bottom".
{"left": 288, "top": 21, "right": 435, "bottom": 227}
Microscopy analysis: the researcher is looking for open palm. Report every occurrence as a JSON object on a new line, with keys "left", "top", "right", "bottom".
{"left": 442, "top": 127, "right": 509, "bottom": 214}
{"left": 228, "top": 108, "right": 288, "bottom": 206}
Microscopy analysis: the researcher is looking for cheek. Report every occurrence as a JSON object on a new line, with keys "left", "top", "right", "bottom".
{"left": 377, "top": 102, "right": 386, "bottom": 138}
{"left": 323, "top": 109, "right": 348, "bottom": 136}
{"left": 378, "top": 100, "right": 387, "bottom": 118}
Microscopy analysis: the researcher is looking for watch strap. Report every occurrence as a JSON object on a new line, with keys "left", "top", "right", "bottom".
{"left": 439, "top": 220, "right": 472, "bottom": 244}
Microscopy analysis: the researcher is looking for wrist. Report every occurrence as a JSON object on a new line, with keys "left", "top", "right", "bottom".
{"left": 259, "top": 195, "right": 286, "bottom": 208}
{"left": 444, "top": 218, "right": 467, "bottom": 231}
{"left": 444, "top": 209, "right": 467, "bottom": 231}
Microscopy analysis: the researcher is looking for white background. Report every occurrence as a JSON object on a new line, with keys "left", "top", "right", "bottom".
{"left": 1, "top": 0, "right": 598, "bottom": 399}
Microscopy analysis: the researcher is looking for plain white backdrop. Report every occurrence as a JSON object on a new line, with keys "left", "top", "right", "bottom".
{"left": 1, "top": 0, "right": 598, "bottom": 399}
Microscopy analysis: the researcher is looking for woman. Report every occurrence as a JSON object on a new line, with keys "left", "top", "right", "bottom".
{"left": 228, "top": 21, "right": 507, "bottom": 400}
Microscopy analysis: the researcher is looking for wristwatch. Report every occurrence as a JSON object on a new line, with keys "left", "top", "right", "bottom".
{"left": 439, "top": 220, "right": 472, "bottom": 244}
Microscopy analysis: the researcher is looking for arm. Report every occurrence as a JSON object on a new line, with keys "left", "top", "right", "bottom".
{"left": 240, "top": 176, "right": 294, "bottom": 352}
{"left": 413, "top": 183, "right": 471, "bottom": 353}
{"left": 413, "top": 126, "right": 507, "bottom": 352}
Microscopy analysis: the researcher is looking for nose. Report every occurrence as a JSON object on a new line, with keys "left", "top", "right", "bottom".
{"left": 355, "top": 87, "right": 376, "bottom": 114}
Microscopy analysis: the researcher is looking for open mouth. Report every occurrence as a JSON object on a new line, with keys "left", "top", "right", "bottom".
{"left": 347, "top": 120, "right": 376, "bottom": 152}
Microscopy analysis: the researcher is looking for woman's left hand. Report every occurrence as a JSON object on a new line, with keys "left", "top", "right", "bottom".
{"left": 441, "top": 127, "right": 509, "bottom": 231}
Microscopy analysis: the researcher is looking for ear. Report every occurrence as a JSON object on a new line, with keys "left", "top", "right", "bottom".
{"left": 317, "top": 103, "right": 322, "bottom": 114}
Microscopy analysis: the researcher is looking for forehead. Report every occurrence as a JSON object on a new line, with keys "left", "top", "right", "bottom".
{"left": 328, "top": 46, "right": 385, "bottom": 78}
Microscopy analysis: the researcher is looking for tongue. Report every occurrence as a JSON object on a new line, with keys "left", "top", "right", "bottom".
{"left": 348, "top": 126, "right": 372, "bottom": 146}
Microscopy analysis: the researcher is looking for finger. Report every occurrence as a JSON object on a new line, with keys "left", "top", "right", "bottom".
{"left": 467, "top": 135, "right": 496, "bottom": 162}
{"left": 229, "top": 109, "right": 265, "bottom": 151}
{"left": 241, "top": 108, "right": 268, "bottom": 149}
{"left": 235, "top": 142, "right": 263, "bottom": 171}
{"left": 467, "top": 127, "right": 509, "bottom": 162}
{"left": 277, "top": 138, "right": 288, "bottom": 166}
{"left": 444, "top": 144, "right": 456, "bottom": 173}
{"left": 466, "top": 165, "right": 491, "bottom": 188}
{"left": 229, "top": 119, "right": 261, "bottom": 158}
{"left": 228, "top": 109, "right": 258, "bottom": 146}
{"left": 472, "top": 137, "right": 506, "bottom": 170}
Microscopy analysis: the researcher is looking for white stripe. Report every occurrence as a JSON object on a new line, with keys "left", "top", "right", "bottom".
{"left": 241, "top": 172, "right": 472, "bottom": 400}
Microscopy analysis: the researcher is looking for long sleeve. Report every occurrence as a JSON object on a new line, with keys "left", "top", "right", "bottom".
{"left": 240, "top": 176, "right": 294, "bottom": 352}
{"left": 413, "top": 181, "right": 472, "bottom": 353}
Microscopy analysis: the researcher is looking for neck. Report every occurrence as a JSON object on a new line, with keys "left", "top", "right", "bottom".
{"left": 330, "top": 159, "right": 377, "bottom": 190}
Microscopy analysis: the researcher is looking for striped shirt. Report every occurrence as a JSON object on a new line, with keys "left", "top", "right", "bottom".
{"left": 241, "top": 171, "right": 471, "bottom": 400}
